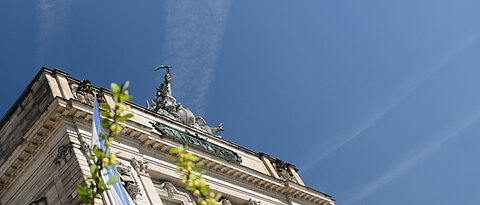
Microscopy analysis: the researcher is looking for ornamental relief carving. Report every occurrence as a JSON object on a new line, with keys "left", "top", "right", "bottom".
{"left": 270, "top": 158, "right": 296, "bottom": 182}
{"left": 69, "top": 79, "right": 106, "bottom": 105}
{"left": 70, "top": 80, "right": 95, "bottom": 105}
{"left": 54, "top": 143, "right": 73, "bottom": 166}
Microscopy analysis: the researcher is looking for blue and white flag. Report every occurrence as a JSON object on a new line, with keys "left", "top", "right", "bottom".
{"left": 92, "top": 96, "right": 135, "bottom": 205}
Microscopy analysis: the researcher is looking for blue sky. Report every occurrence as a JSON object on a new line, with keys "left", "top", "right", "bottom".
{"left": 1, "top": 0, "right": 480, "bottom": 204}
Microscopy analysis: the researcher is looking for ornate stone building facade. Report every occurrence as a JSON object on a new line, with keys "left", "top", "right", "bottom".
{"left": 0, "top": 68, "right": 335, "bottom": 205}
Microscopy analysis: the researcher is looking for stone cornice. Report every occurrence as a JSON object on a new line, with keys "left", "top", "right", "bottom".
{"left": 0, "top": 67, "right": 52, "bottom": 130}
{"left": 0, "top": 97, "right": 66, "bottom": 196}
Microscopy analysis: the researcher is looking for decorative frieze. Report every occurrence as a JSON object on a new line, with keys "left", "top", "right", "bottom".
{"left": 151, "top": 121, "right": 242, "bottom": 164}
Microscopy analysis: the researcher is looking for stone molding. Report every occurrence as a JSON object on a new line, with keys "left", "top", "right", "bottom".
{"left": 0, "top": 98, "right": 63, "bottom": 194}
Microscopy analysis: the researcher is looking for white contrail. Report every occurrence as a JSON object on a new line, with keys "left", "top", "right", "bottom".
{"left": 343, "top": 110, "right": 480, "bottom": 205}
{"left": 300, "top": 35, "right": 479, "bottom": 173}
{"left": 159, "top": 0, "right": 232, "bottom": 115}
{"left": 36, "top": 0, "right": 72, "bottom": 62}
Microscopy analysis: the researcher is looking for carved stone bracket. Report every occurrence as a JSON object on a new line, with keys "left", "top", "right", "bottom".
{"left": 79, "top": 140, "right": 90, "bottom": 157}
{"left": 117, "top": 162, "right": 141, "bottom": 201}
{"left": 130, "top": 158, "right": 148, "bottom": 176}
{"left": 246, "top": 198, "right": 261, "bottom": 205}
{"left": 155, "top": 180, "right": 195, "bottom": 204}
{"left": 220, "top": 198, "right": 232, "bottom": 205}
{"left": 54, "top": 143, "right": 73, "bottom": 166}
{"left": 96, "top": 88, "right": 108, "bottom": 104}
{"left": 29, "top": 197, "right": 47, "bottom": 205}
{"left": 157, "top": 181, "right": 177, "bottom": 198}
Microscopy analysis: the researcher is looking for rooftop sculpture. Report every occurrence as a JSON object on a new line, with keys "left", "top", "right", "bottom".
{"left": 146, "top": 65, "right": 224, "bottom": 135}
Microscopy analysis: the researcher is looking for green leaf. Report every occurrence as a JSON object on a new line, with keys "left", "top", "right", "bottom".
{"left": 101, "top": 112, "right": 114, "bottom": 119}
{"left": 111, "top": 83, "right": 120, "bottom": 93}
{"left": 200, "top": 185, "right": 209, "bottom": 196}
{"left": 187, "top": 155, "right": 198, "bottom": 161}
{"left": 92, "top": 146, "right": 104, "bottom": 158}
{"left": 87, "top": 188, "right": 94, "bottom": 198}
{"left": 117, "top": 113, "right": 134, "bottom": 122}
{"left": 110, "top": 123, "right": 118, "bottom": 133}
{"left": 101, "top": 119, "right": 110, "bottom": 129}
{"left": 192, "top": 162, "right": 204, "bottom": 170}
{"left": 119, "top": 92, "right": 132, "bottom": 101}
{"left": 99, "top": 132, "right": 106, "bottom": 140}
{"left": 121, "top": 81, "right": 130, "bottom": 90}
{"left": 75, "top": 185, "right": 87, "bottom": 196}
{"left": 167, "top": 155, "right": 177, "bottom": 161}
{"left": 170, "top": 147, "right": 180, "bottom": 154}
{"left": 99, "top": 103, "right": 110, "bottom": 110}
{"left": 89, "top": 164, "right": 98, "bottom": 175}
{"left": 215, "top": 193, "right": 222, "bottom": 201}
{"left": 107, "top": 175, "right": 119, "bottom": 185}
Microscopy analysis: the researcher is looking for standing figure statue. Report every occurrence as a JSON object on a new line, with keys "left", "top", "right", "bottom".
{"left": 151, "top": 65, "right": 178, "bottom": 112}
{"left": 147, "top": 65, "right": 225, "bottom": 135}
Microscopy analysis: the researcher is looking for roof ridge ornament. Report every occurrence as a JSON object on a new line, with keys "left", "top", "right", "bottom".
{"left": 146, "top": 65, "right": 224, "bottom": 135}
